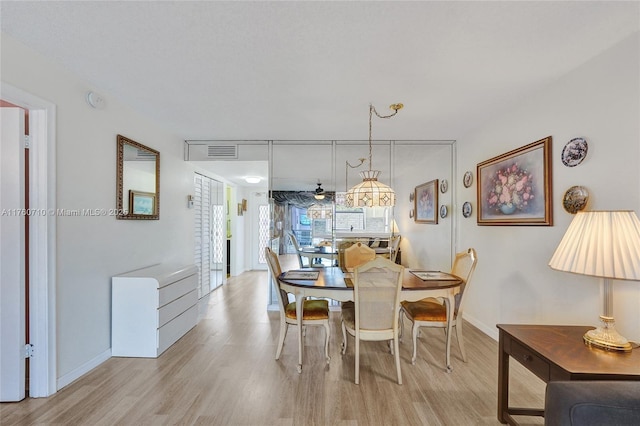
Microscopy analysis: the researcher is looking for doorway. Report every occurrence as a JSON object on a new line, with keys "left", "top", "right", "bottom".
{"left": 0, "top": 83, "right": 57, "bottom": 399}
{"left": 194, "top": 173, "right": 225, "bottom": 298}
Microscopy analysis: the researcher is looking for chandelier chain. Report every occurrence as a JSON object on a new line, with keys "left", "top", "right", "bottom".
{"left": 345, "top": 158, "right": 366, "bottom": 191}
{"left": 368, "top": 104, "right": 401, "bottom": 169}
{"left": 344, "top": 101, "right": 401, "bottom": 207}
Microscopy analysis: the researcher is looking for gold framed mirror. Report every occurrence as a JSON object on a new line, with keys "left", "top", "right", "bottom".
{"left": 116, "top": 134, "right": 160, "bottom": 220}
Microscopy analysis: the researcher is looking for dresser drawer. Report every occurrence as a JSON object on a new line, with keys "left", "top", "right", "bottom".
{"left": 158, "top": 274, "right": 197, "bottom": 307}
{"left": 511, "top": 340, "right": 549, "bottom": 381}
{"left": 157, "top": 305, "right": 198, "bottom": 355}
{"left": 158, "top": 289, "right": 198, "bottom": 328}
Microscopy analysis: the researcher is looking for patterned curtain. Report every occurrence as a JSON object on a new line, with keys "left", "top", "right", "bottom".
{"left": 270, "top": 190, "right": 335, "bottom": 208}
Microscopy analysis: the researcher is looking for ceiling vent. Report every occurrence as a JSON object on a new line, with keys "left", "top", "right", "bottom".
{"left": 136, "top": 149, "right": 156, "bottom": 160}
{"left": 207, "top": 145, "right": 238, "bottom": 159}
{"left": 124, "top": 148, "right": 156, "bottom": 161}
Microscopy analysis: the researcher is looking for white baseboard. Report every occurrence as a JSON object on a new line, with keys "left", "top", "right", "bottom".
{"left": 56, "top": 348, "right": 111, "bottom": 390}
{"left": 463, "top": 313, "right": 499, "bottom": 341}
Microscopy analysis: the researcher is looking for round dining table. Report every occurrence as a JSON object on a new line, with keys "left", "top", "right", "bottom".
{"left": 278, "top": 266, "right": 462, "bottom": 373}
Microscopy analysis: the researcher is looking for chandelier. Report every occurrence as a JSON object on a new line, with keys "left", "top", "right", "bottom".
{"left": 345, "top": 102, "right": 403, "bottom": 207}
{"left": 307, "top": 203, "right": 333, "bottom": 219}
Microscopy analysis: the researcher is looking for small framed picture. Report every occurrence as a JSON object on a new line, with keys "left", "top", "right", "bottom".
{"left": 129, "top": 190, "right": 156, "bottom": 216}
{"left": 414, "top": 180, "right": 438, "bottom": 224}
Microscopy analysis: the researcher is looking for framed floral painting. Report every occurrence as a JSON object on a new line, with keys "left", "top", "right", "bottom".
{"left": 414, "top": 179, "right": 438, "bottom": 224}
{"left": 477, "top": 136, "right": 553, "bottom": 226}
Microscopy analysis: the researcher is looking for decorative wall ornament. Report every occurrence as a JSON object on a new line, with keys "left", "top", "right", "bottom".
{"left": 440, "top": 205, "right": 448, "bottom": 218}
{"left": 562, "top": 185, "right": 589, "bottom": 214}
{"left": 463, "top": 171, "right": 473, "bottom": 188}
{"left": 561, "top": 137, "right": 588, "bottom": 167}
{"left": 440, "top": 179, "right": 448, "bottom": 193}
{"left": 477, "top": 136, "right": 553, "bottom": 226}
{"left": 462, "top": 202, "right": 472, "bottom": 218}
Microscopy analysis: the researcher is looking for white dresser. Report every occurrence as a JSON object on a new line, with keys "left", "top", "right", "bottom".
{"left": 112, "top": 263, "right": 198, "bottom": 357}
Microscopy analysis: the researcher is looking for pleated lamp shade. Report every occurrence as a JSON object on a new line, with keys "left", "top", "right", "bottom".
{"left": 549, "top": 210, "right": 640, "bottom": 280}
{"left": 345, "top": 170, "right": 396, "bottom": 208}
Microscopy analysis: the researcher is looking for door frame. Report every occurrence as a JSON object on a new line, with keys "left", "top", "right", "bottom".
{"left": 2, "top": 82, "right": 57, "bottom": 397}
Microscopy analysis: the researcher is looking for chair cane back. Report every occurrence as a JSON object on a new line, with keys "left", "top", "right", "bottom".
{"left": 341, "top": 257, "right": 404, "bottom": 385}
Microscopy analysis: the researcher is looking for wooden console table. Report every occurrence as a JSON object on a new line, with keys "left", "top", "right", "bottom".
{"left": 497, "top": 324, "right": 640, "bottom": 425}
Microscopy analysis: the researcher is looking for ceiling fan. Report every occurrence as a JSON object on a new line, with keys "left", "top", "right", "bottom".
{"left": 314, "top": 183, "right": 325, "bottom": 200}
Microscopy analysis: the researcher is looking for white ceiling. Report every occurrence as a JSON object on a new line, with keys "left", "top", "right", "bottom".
{"left": 2, "top": 1, "right": 639, "bottom": 187}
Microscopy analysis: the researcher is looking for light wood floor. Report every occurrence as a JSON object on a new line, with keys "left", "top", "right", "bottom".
{"left": 1, "top": 255, "right": 546, "bottom": 425}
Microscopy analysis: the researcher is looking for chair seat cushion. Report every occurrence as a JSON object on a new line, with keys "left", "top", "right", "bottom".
{"left": 341, "top": 303, "right": 355, "bottom": 328}
{"left": 285, "top": 299, "right": 329, "bottom": 320}
{"left": 401, "top": 298, "right": 447, "bottom": 322}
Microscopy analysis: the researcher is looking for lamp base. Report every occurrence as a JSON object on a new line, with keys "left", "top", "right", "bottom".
{"left": 583, "top": 316, "right": 632, "bottom": 352}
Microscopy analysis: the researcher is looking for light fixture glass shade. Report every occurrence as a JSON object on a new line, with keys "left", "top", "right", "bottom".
{"left": 314, "top": 193, "right": 325, "bottom": 200}
{"left": 346, "top": 170, "right": 396, "bottom": 207}
{"left": 307, "top": 203, "right": 333, "bottom": 219}
{"left": 548, "top": 210, "right": 640, "bottom": 352}
{"left": 245, "top": 176, "right": 261, "bottom": 184}
{"left": 549, "top": 211, "right": 640, "bottom": 280}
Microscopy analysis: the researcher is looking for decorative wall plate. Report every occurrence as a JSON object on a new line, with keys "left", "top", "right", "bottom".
{"left": 440, "top": 179, "right": 448, "bottom": 193}
{"left": 462, "top": 201, "right": 472, "bottom": 218}
{"left": 562, "top": 186, "right": 589, "bottom": 214}
{"left": 440, "top": 205, "right": 448, "bottom": 218}
{"left": 463, "top": 171, "right": 473, "bottom": 188}
{"left": 561, "top": 137, "right": 588, "bottom": 167}
{"left": 409, "top": 192, "right": 414, "bottom": 202}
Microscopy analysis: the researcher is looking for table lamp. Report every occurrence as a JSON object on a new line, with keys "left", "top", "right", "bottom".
{"left": 548, "top": 210, "right": 640, "bottom": 352}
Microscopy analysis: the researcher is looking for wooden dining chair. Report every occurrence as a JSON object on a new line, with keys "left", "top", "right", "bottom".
{"left": 340, "top": 241, "right": 376, "bottom": 348}
{"left": 286, "top": 231, "right": 306, "bottom": 268}
{"left": 389, "top": 235, "right": 401, "bottom": 264}
{"left": 264, "top": 247, "right": 331, "bottom": 365}
{"left": 287, "top": 231, "right": 323, "bottom": 268}
{"left": 340, "top": 257, "right": 404, "bottom": 385}
{"left": 336, "top": 241, "right": 354, "bottom": 269}
{"left": 400, "top": 248, "right": 478, "bottom": 365}
{"left": 343, "top": 242, "right": 376, "bottom": 271}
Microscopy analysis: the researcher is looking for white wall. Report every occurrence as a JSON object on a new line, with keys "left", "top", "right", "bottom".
{"left": 393, "top": 142, "right": 454, "bottom": 271}
{"left": 457, "top": 32, "right": 640, "bottom": 341}
{"left": 2, "top": 34, "right": 199, "bottom": 385}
